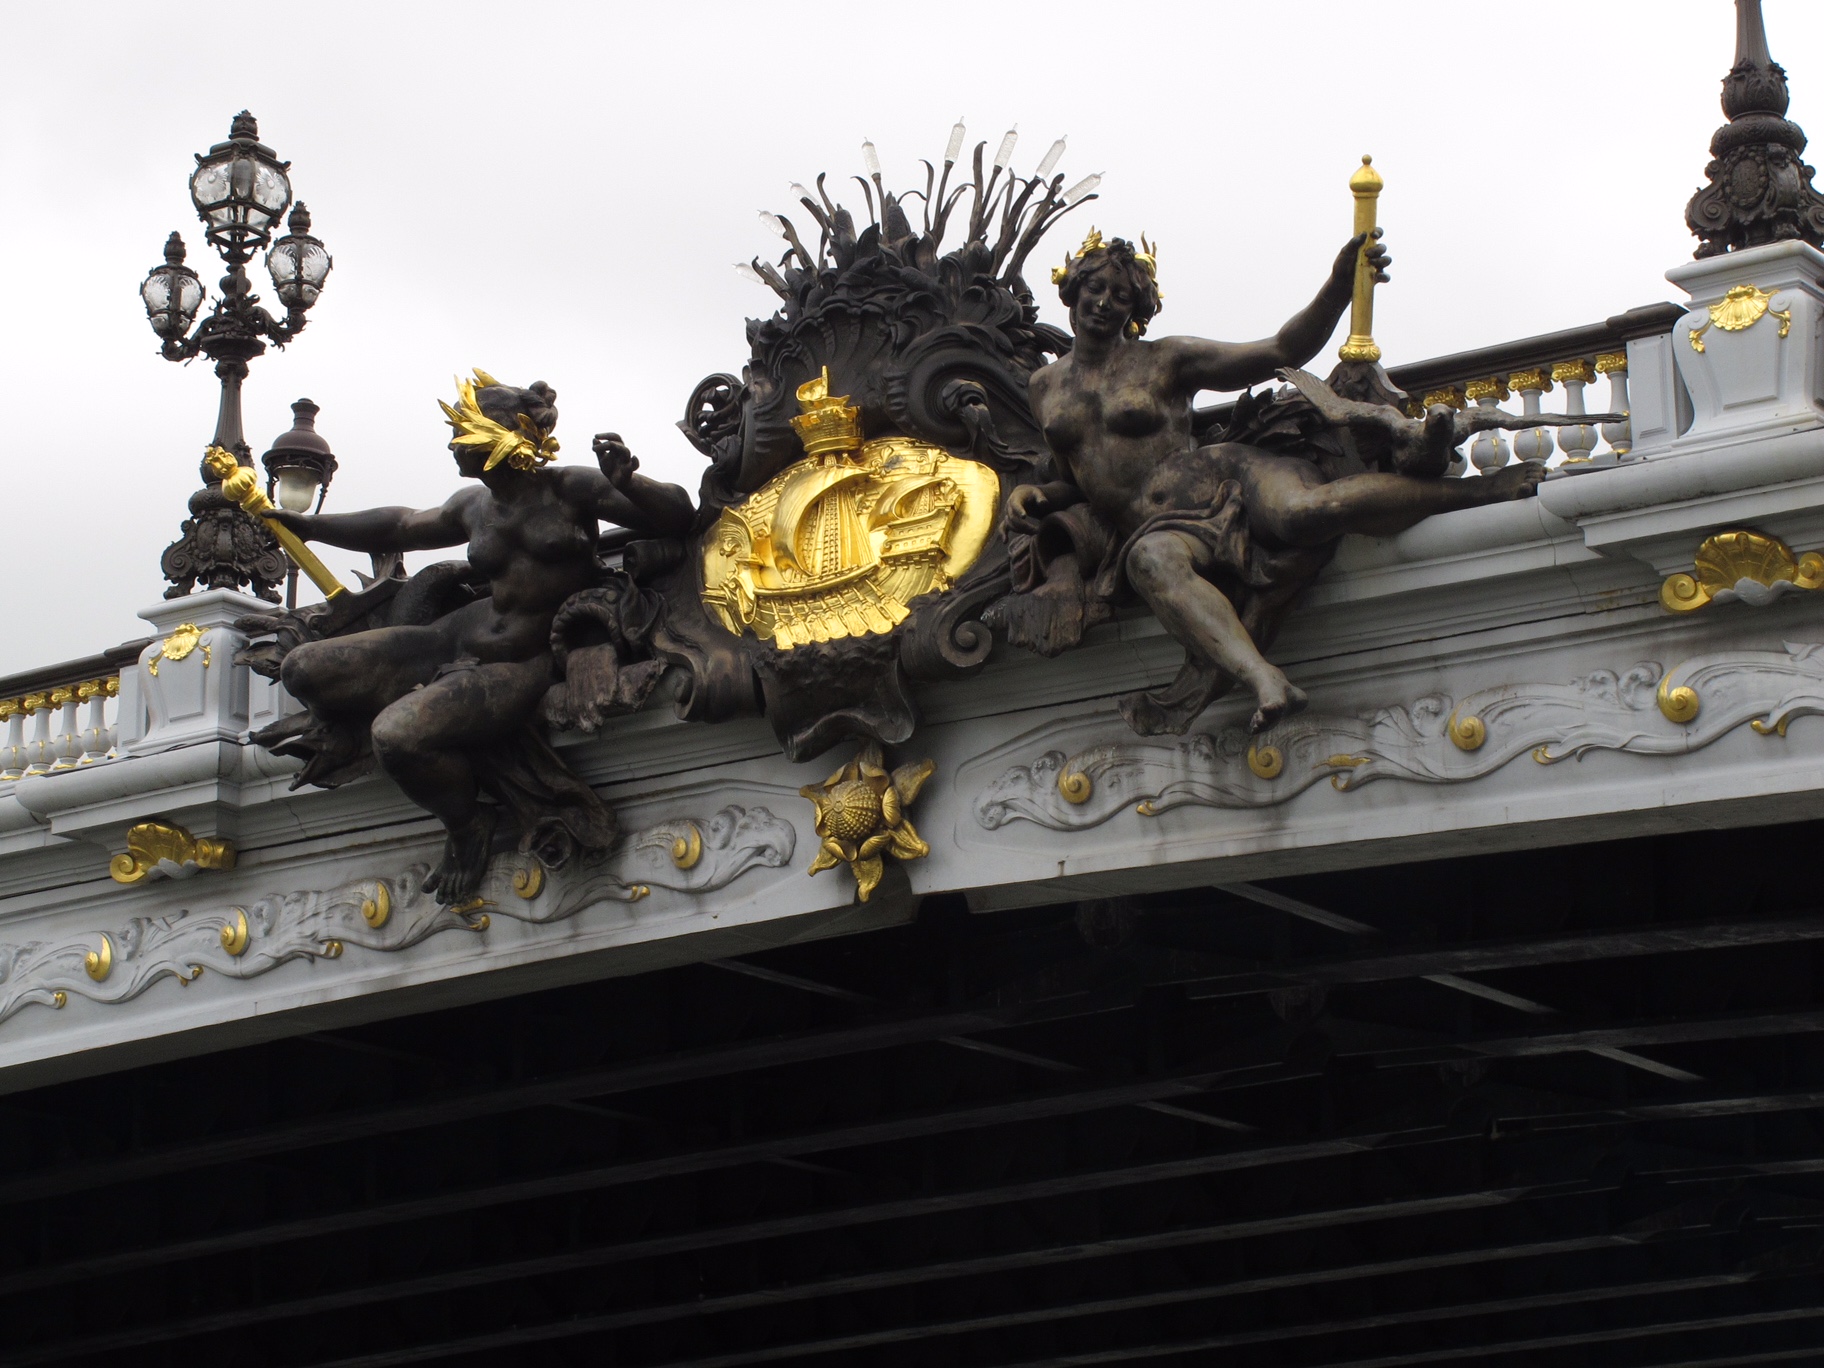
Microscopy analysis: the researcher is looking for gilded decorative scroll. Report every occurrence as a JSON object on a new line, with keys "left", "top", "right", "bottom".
{"left": 974, "top": 643, "right": 1824, "bottom": 832}
{"left": 0, "top": 805, "right": 795, "bottom": 1029}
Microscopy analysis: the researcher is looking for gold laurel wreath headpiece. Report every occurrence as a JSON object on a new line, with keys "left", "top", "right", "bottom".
{"left": 1051, "top": 228, "right": 1162, "bottom": 336}
{"left": 439, "top": 368, "right": 560, "bottom": 473}
{"left": 1049, "top": 227, "right": 1160, "bottom": 292}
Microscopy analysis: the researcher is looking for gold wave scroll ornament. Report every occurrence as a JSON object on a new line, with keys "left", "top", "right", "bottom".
{"left": 700, "top": 368, "right": 999, "bottom": 648}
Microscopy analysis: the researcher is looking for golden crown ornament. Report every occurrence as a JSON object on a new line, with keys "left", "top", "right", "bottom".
{"left": 788, "top": 367, "right": 864, "bottom": 458}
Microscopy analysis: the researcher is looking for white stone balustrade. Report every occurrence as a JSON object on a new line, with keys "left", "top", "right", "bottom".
{"left": 1596, "top": 351, "right": 1632, "bottom": 458}
{"left": 1551, "top": 359, "right": 1598, "bottom": 464}
{"left": 0, "top": 677, "right": 120, "bottom": 783}
{"left": 1464, "top": 377, "right": 1511, "bottom": 474}
{"left": 1410, "top": 350, "right": 1642, "bottom": 476}
{"left": 1507, "top": 368, "right": 1556, "bottom": 465}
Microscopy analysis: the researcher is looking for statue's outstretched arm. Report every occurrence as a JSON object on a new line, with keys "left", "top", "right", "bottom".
{"left": 1167, "top": 233, "right": 1387, "bottom": 396}
{"left": 268, "top": 490, "right": 474, "bottom": 553}
{"left": 1456, "top": 408, "right": 1625, "bottom": 438}
{"left": 585, "top": 433, "right": 696, "bottom": 535}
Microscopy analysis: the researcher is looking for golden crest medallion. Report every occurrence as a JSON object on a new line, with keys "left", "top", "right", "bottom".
{"left": 701, "top": 369, "right": 999, "bottom": 648}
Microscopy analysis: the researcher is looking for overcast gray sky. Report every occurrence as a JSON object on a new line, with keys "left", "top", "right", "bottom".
{"left": 0, "top": 0, "right": 1812, "bottom": 675}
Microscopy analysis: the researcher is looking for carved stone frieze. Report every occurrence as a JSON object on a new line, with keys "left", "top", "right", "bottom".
{"left": 0, "top": 805, "right": 794, "bottom": 1029}
{"left": 974, "top": 643, "right": 1824, "bottom": 832}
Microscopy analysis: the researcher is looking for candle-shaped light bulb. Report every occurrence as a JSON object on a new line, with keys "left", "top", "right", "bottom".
{"left": 1061, "top": 173, "right": 1102, "bottom": 206}
{"left": 733, "top": 261, "right": 766, "bottom": 285}
{"left": 1035, "top": 136, "right": 1067, "bottom": 181}
{"left": 945, "top": 117, "right": 967, "bottom": 165}
{"left": 861, "top": 139, "right": 881, "bottom": 178}
{"left": 789, "top": 182, "right": 813, "bottom": 203}
{"left": 757, "top": 210, "right": 788, "bottom": 239}
{"left": 993, "top": 125, "right": 1019, "bottom": 171}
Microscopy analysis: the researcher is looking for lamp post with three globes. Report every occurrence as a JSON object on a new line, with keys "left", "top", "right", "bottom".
{"left": 138, "top": 110, "right": 334, "bottom": 601}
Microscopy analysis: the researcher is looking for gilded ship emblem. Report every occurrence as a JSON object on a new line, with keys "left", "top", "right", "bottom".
{"left": 701, "top": 369, "right": 999, "bottom": 648}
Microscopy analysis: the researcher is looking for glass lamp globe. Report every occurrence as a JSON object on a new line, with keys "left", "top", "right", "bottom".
{"left": 139, "top": 232, "right": 205, "bottom": 341}
{"left": 274, "top": 468, "right": 323, "bottom": 513}
{"left": 262, "top": 399, "right": 338, "bottom": 515}
{"left": 266, "top": 203, "right": 332, "bottom": 312}
{"left": 189, "top": 111, "right": 292, "bottom": 263}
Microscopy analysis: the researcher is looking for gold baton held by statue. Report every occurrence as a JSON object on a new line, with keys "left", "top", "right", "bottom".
{"left": 1338, "top": 154, "right": 1384, "bottom": 364}
{"left": 203, "top": 447, "right": 348, "bottom": 599}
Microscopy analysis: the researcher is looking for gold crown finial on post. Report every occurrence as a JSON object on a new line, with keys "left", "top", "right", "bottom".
{"left": 1338, "top": 154, "right": 1384, "bottom": 364}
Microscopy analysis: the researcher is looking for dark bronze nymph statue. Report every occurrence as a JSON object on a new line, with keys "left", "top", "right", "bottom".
{"left": 1000, "top": 230, "right": 1581, "bottom": 735}
{"left": 257, "top": 373, "right": 693, "bottom": 903}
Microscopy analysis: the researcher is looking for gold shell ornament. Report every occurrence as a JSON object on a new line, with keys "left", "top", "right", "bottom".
{"left": 1688, "top": 283, "right": 1791, "bottom": 352}
{"left": 147, "top": 624, "right": 209, "bottom": 676}
{"left": 1660, "top": 530, "right": 1824, "bottom": 613}
{"left": 109, "top": 820, "right": 237, "bottom": 885}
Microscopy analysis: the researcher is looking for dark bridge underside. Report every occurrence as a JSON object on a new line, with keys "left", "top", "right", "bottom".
{"left": 4, "top": 824, "right": 1824, "bottom": 1368}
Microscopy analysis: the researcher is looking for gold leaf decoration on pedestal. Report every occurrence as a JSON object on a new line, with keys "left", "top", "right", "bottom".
{"left": 800, "top": 742, "right": 936, "bottom": 902}
{"left": 147, "top": 624, "right": 210, "bottom": 677}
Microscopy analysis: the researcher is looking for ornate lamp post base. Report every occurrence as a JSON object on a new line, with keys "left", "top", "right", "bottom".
{"left": 160, "top": 483, "right": 286, "bottom": 601}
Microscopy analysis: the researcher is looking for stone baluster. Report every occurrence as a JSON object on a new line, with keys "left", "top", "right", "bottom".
{"left": 1420, "top": 386, "right": 1469, "bottom": 476}
{"left": 1551, "top": 360, "right": 1598, "bottom": 465}
{"left": 78, "top": 678, "right": 115, "bottom": 764}
{"left": 1464, "top": 377, "right": 1512, "bottom": 474}
{"left": 48, "top": 687, "right": 83, "bottom": 771}
{"left": 1595, "top": 352, "right": 1633, "bottom": 460}
{"left": 21, "top": 694, "right": 52, "bottom": 775}
{"left": 1507, "top": 368, "right": 1556, "bottom": 465}
{"left": 0, "top": 701, "right": 23, "bottom": 780}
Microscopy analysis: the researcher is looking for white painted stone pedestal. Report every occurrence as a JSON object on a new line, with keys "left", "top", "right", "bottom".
{"left": 1669, "top": 240, "right": 1824, "bottom": 443}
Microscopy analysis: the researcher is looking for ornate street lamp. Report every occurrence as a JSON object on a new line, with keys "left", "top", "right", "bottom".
{"left": 261, "top": 398, "right": 338, "bottom": 608}
{"left": 142, "top": 111, "right": 333, "bottom": 601}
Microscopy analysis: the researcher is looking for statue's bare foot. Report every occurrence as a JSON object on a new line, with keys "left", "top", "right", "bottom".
{"left": 1249, "top": 677, "right": 1308, "bottom": 733}
{"left": 1483, "top": 460, "right": 1547, "bottom": 501}
{"left": 423, "top": 808, "right": 498, "bottom": 906}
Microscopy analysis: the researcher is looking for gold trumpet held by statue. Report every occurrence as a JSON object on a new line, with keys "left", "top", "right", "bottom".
{"left": 203, "top": 447, "right": 348, "bottom": 599}
{"left": 1337, "top": 154, "right": 1384, "bottom": 364}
